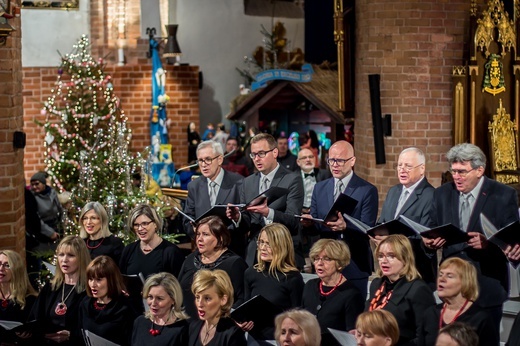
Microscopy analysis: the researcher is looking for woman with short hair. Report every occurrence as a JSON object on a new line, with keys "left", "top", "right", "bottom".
{"left": 367, "top": 234, "right": 435, "bottom": 346}
{"left": 302, "top": 238, "right": 364, "bottom": 345}
{"left": 178, "top": 216, "right": 246, "bottom": 318}
{"left": 79, "top": 202, "right": 124, "bottom": 263}
{"left": 132, "top": 272, "right": 189, "bottom": 346}
{"left": 418, "top": 257, "right": 497, "bottom": 346}
{"left": 274, "top": 309, "right": 321, "bottom": 346}
{"left": 355, "top": 310, "right": 399, "bottom": 346}
{"left": 79, "top": 256, "right": 138, "bottom": 346}
{"left": 188, "top": 269, "right": 246, "bottom": 346}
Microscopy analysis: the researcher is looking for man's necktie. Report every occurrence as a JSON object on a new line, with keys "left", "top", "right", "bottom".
{"left": 459, "top": 194, "right": 472, "bottom": 231}
{"left": 209, "top": 181, "right": 217, "bottom": 207}
{"left": 394, "top": 189, "right": 410, "bottom": 217}
{"left": 261, "top": 177, "right": 269, "bottom": 193}
{"left": 334, "top": 180, "right": 344, "bottom": 201}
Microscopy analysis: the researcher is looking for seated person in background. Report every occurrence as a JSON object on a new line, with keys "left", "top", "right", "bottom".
{"left": 79, "top": 202, "right": 124, "bottom": 264}
{"left": 132, "top": 272, "right": 189, "bottom": 346}
{"left": 274, "top": 309, "right": 321, "bottom": 346}
{"left": 355, "top": 310, "right": 400, "bottom": 346}
{"left": 435, "top": 322, "right": 479, "bottom": 346}
{"left": 132, "top": 171, "right": 163, "bottom": 199}
{"left": 188, "top": 269, "right": 246, "bottom": 346}
{"left": 418, "top": 257, "right": 498, "bottom": 346}
{"left": 79, "top": 256, "right": 138, "bottom": 346}
{"left": 30, "top": 171, "right": 63, "bottom": 242}
{"left": 0, "top": 250, "right": 38, "bottom": 344}
{"left": 222, "top": 137, "right": 252, "bottom": 177}
{"left": 367, "top": 235, "right": 435, "bottom": 346}
{"left": 276, "top": 134, "right": 298, "bottom": 172}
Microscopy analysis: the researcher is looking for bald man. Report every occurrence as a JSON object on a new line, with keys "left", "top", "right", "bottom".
{"left": 307, "top": 140, "right": 378, "bottom": 296}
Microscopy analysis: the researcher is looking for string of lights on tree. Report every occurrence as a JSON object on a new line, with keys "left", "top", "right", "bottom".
{"left": 40, "top": 35, "right": 148, "bottom": 241}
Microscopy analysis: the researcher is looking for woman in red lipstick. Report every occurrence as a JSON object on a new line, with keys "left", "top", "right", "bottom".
{"left": 29, "top": 235, "right": 90, "bottom": 344}
{"left": 301, "top": 239, "right": 364, "bottom": 345}
{"left": 238, "top": 223, "right": 304, "bottom": 340}
{"left": 132, "top": 272, "right": 189, "bottom": 346}
{"left": 79, "top": 202, "right": 124, "bottom": 264}
{"left": 79, "top": 256, "right": 138, "bottom": 346}
{"left": 367, "top": 235, "right": 435, "bottom": 346}
{"left": 178, "top": 216, "right": 247, "bottom": 319}
{"left": 418, "top": 257, "right": 497, "bottom": 346}
{"left": 189, "top": 269, "right": 246, "bottom": 346}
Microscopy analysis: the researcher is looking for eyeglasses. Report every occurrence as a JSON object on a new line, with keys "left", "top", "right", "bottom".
{"left": 396, "top": 164, "right": 423, "bottom": 172}
{"left": 298, "top": 155, "right": 315, "bottom": 161}
{"left": 313, "top": 257, "right": 334, "bottom": 263}
{"left": 197, "top": 155, "right": 221, "bottom": 166}
{"left": 249, "top": 148, "right": 275, "bottom": 159}
{"left": 256, "top": 240, "right": 271, "bottom": 249}
{"left": 133, "top": 220, "right": 154, "bottom": 230}
{"left": 449, "top": 168, "right": 475, "bottom": 178}
{"left": 326, "top": 156, "right": 354, "bottom": 166}
{"left": 82, "top": 217, "right": 100, "bottom": 222}
{"left": 377, "top": 253, "right": 397, "bottom": 261}
{"left": 0, "top": 262, "right": 10, "bottom": 269}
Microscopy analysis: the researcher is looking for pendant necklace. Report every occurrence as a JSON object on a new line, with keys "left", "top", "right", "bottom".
{"left": 0, "top": 287, "right": 10, "bottom": 308}
{"left": 202, "top": 321, "right": 218, "bottom": 345}
{"left": 55, "top": 283, "right": 76, "bottom": 316}
{"left": 149, "top": 312, "right": 172, "bottom": 336}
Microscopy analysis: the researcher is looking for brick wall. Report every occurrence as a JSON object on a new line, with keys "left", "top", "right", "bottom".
{"left": 0, "top": 0, "right": 26, "bottom": 252}
{"left": 23, "top": 63, "right": 200, "bottom": 182}
{"left": 355, "top": 0, "right": 469, "bottom": 204}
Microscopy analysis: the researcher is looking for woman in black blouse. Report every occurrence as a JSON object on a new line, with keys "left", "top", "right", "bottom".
{"left": 29, "top": 235, "right": 90, "bottom": 344}
{"left": 79, "top": 256, "right": 138, "bottom": 346}
{"left": 120, "top": 204, "right": 184, "bottom": 311}
{"left": 302, "top": 239, "right": 364, "bottom": 345}
{"left": 188, "top": 269, "right": 246, "bottom": 346}
{"left": 178, "top": 216, "right": 247, "bottom": 318}
{"left": 367, "top": 235, "right": 435, "bottom": 346}
{"left": 418, "top": 257, "right": 498, "bottom": 346}
{"left": 238, "top": 223, "right": 304, "bottom": 340}
{"left": 0, "top": 250, "right": 38, "bottom": 343}
{"left": 132, "top": 272, "right": 190, "bottom": 346}
{"left": 79, "top": 202, "right": 124, "bottom": 264}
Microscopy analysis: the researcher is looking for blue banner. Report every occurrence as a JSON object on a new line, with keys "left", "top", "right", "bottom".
{"left": 251, "top": 63, "right": 314, "bottom": 91}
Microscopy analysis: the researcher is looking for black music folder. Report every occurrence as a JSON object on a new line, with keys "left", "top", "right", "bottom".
{"left": 481, "top": 213, "right": 520, "bottom": 268}
{"left": 220, "top": 186, "right": 289, "bottom": 210}
{"left": 230, "top": 295, "right": 282, "bottom": 336}
{"left": 175, "top": 206, "right": 232, "bottom": 226}
{"left": 295, "top": 193, "right": 358, "bottom": 225}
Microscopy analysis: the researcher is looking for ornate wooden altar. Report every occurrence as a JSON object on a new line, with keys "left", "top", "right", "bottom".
{"left": 452, "top": 0, "right": 520, "bottom": 171}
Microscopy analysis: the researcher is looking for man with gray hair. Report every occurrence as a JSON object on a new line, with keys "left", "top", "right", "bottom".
{"left": 183, "top": 140, "right": 245, "bottom": 255}
{"left": 378, "top": 147, "right": 436, "bottom": 285}
{"left": 429, "top": 142, "right": 519, "bottom": 327}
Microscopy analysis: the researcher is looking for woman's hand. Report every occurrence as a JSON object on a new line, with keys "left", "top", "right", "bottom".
{"left": 236, "top": 320, "right": 254, "bottom": 332}
{"left": 45, "top": 330, "right": 70, "bottom": 343}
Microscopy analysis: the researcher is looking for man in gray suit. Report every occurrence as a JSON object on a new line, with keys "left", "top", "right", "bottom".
{"left": 183, "top": 141, "right": 245, "bottom": 255}
{"left": 227, "top": 133, "right": 304, "bottom": 266}
{"left": 378, "top": 147, "right": 437, "bottom": 285}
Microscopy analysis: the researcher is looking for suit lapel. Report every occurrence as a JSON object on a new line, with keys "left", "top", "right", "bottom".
{"left": 467, "top": 177, "right": 490, "bottom": 232}
{"left": 200, "top": 177, "right": 212, "bottom": 210}
{"left": 450, "top": 185, "right": 461, "bottom": 228}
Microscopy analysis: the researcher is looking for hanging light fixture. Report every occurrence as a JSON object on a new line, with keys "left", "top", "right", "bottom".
{"left": 163, "top": 24, "right": 181, "bottom": 65}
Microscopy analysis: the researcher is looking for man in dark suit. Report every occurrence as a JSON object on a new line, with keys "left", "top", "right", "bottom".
{"left": 378, "top": 147, "right": 437, "bottom": 286}
{"left": 428, "top": 143, "right": 519, "bottom": 326}
{"left": 276, "top": 135, "right": 298, "bottom": 172}
{"left": 306, "top": 140, "right": 378, "bottom": 296}
{"left": 183, "top": 140, "right": 245, "bottom": 255}
{"left": 227, "top": 133, "right": 304, "bottom": 266}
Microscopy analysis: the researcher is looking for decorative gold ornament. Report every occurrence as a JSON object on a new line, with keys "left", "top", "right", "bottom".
{"left": 483, "top": 54, "right": 505, "bottom": 95}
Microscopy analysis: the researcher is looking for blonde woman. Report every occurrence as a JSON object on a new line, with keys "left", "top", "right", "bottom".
{"left": 0, "top": 250, "right": 38, "bottom": 343}
{"left": 189, "top": 269, "right": 246, "bottom": 346}
{"left": 355, "top": 310, "right": 399, "bottom": 346}
{"left": 238, "top": 223, "right": 304, "bottom": 340}
{"left": 367, "top": 235, "right": 435, "bottom": 345}
{"left": 274, "top": 309, "right": 321, "bottom": 346}
{"left": 29, "top": 235, "right": 90, "bottom": 344}
{"left": 132, "top": 272, "right": 189, "bottom": 346}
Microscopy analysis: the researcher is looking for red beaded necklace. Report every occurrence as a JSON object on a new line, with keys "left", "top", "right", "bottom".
{"left": 93, "top": 301, "right": 107, "bottom": 311}
{"left": 369, "top": 281, "right": 393, "bottom": 311}
{"left": 438, "top": 299, "right": 469, "bottom": 329}
{"left": 0, "top": 287, "right": 10, "bottom": 308}
{"left": 86, "top": 237, "right": 105, "bottom": 249}
{"left": 319, "top": 274, "right": 344, "bottom": 297}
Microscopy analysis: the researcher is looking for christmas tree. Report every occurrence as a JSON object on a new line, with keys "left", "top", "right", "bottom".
{"left": 40, "top": 35, "right": 147, "bottom": 240}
